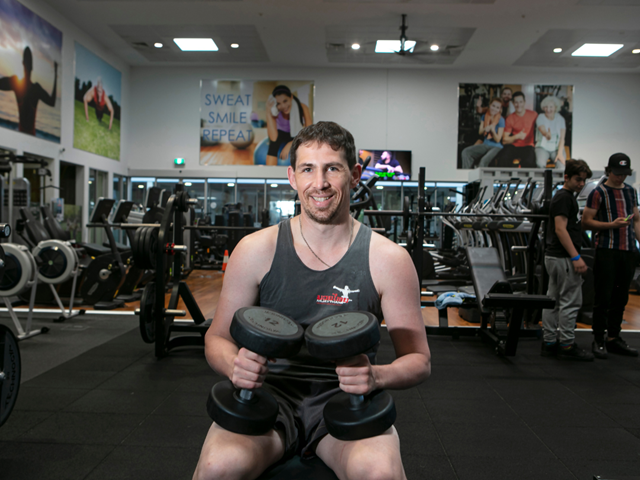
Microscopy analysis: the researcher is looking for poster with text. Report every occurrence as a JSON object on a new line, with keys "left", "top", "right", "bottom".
{"left": 0, "top": 0, "right": 62, "bottom": 143}
{"left": 457, "top": 83, "right": 573, "bottom": 170}
{"left": 200, "top": 80, "right": 314, "bottom": 166}
{"left": 73, "top": 42, "right": 121, "bottom": 160}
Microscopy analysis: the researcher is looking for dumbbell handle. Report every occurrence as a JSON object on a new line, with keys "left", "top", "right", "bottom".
{"left": 350, "top": 394, "right": 365, "bottom": 408}
{"left": 238, "top": 388, "right": 254, "bottom": 402}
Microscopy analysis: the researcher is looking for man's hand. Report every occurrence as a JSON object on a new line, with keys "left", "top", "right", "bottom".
{"left": 573, "top": 257, "right": 588, "bottom": 275}
{"left": 516, "top": 129, "right": 527, "bottom": 140}
{"left": 611, "top": 217, "right": 631, "bottom": 228}
{"left": 335, "top": 354, "right": 377, "bottom": 396}
{"left": 231, "top": 347, "right": 269, "bottom": 390}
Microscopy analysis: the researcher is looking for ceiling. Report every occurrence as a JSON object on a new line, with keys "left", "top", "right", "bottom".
{"left": 44, "top": 0, "right": 640, "bottom": 71}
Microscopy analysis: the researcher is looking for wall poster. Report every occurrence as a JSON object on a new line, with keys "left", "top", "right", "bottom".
{"left": 73, "top": 42, "right": 122, "bottom": 160}
{"left": 200, "top": 80, "right": 314, "bottom": 166}
{"left": 0, "top": 0, "right": 62, "bottom": 142}
{"left": 458, "top": 83, "right": 574, "bottom": 170}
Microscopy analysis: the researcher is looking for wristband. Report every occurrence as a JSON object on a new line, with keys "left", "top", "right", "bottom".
{"left": 571, "top": 255, "right": 580, "bottom": 261}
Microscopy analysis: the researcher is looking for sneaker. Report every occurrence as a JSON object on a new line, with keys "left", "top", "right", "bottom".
{"left": 606, "top": 337, "right": 639, "bottom": 357}
{"left": 541, "top": 341, "right": 558, "bottom": 357}
{"left": 592, "top": 339, "right": 608, "bottom": 359}
{"left": 558, "top": 343, "right": 594, "bottom": 361}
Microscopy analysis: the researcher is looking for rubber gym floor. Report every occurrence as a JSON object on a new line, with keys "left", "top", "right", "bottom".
{"left": 2, "top": 312, "right": 640, "bottom": 480}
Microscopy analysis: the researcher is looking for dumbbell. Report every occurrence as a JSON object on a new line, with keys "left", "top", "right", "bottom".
{"left": 305, "top": 311, "right": 396, "bottom": 441}
{"left": 207, "top": 307, "right": 304, "bottom": 436}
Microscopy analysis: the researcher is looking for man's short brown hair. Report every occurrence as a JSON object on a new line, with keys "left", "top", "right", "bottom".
{"left": 564, "top": 159, "right": 592, "bottom": 179}
{"left": 289, "top": 121, "right": 356, "bottom": 170}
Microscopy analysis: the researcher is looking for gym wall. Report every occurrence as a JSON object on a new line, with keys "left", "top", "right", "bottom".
{"left": 127, "top": 66, "right": 640, "bottom": 183}
{"left": 0, "top": 0, "right": 131, "bottom": 241}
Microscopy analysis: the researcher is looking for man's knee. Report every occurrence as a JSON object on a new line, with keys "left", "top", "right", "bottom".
{"left": 194, "top": 445, "right": 250, "bottom": 480}
{"left": 345, "top": 455, "right": 404, "bottom": 480}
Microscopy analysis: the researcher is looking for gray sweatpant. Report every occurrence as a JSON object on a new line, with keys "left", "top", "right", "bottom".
{"left": 542, "top": 256, "right": 584, "bottom": 344}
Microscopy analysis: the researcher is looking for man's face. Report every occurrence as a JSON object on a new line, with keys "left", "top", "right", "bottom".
{"left": 288, "top": 142, "right": 360, "bottom": 224}
{"left": 565, "top": 172, "right": 587, "bottom": 194}
{"left": 608, "top": 172, "right": 628, "bottom": 186}
{"left": 501, "top": 89, "right": 512, "bottom": 103}
{"left": 381, "top": 151, "right": 391, "bottom": 162}
{"left": 275, "top": 94, "right": 292, "bottom": 114}
{"left": 513, "top": 95, "right": 525, "bottom": 114}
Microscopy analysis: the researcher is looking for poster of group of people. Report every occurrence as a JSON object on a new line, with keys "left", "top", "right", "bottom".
{"left": 457, "top": 83, "right": 573, "bottom": 170}
{"left": 200, "top": 79, "right": 314, "bottom": 166}
{"left": 0, "top": 0, "right": 122, "bottom": 160}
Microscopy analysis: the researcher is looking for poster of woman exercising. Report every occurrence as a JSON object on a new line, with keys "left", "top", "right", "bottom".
{"left": 200, "top": 79, "right": 314, "bottom": 166}
{"left": 0, "top": 0, "right": 62, "bottom": 143}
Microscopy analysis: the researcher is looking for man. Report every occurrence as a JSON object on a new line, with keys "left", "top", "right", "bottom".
{"left": 374, "top": 151, "right": 403, "bottom": 174}
{"left": 0, "top": 46, "right": 57, "bottom": 135}
{"left": 194, "top": 121, "right": 431, "bottom": 480}
{"left": 500, "top": 87, "right": 515, "bottom": 118}
{"left": 83, "top": 77, "right": 115, "bottom": 130}
{"left": 582, "top": 153, "right": 640, "bottom": 358}
{"left": 541, "top": 159, "right": 593, "bottom": 360}
{"left": 491, "top": 91, "right": 537, "bottom": 168}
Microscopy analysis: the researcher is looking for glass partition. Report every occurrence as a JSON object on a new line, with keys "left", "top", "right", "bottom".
{"left": 130, "top": 177, "right": 155, "bottom": 207}
{"left": 182, "top": 179, "right": 206, "bottom": 218}
{"left": 266, "top": 179, "right": 296, "bottom": 225}
{"left": 237, "top": 179, "right": 265, "bottom": 226}
{"left": 207, "top": 178, "right": 236, "bottom": 222}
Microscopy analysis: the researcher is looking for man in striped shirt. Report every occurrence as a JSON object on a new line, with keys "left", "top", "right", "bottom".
{"left": 583, "top": 153, "right": 640, "bottom": 358}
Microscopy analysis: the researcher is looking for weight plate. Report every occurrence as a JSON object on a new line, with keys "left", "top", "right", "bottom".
{"left": 132, "top": 227, "right": 145, "bottom": 269}
{"left": 0, "top": 246, "right": 5, "bottom": 284}
{"left": 0, "top": 324, "right": 21, "bottom": 427}
{"left": 230, "top": 307, "right": 303, "bottom": 358}
{"left": 207, "top": 380, "right": 279, "bottom": 436}
{"left": 147, "top": 228, "right": 158, "bottom": 270}
{"left": 80, "top": 253, "right": 123, "bottom": 305}
{"left": 139, "top": 282, "right": 156, "bottom": 343}
{"left": 323, "top": 390, "right": 396, "bottom": 441}
{"left": 305, "top": 311, "right": 380, "bottom": 361}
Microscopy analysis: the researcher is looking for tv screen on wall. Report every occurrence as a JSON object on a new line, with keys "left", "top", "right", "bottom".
{"left": 358, "top": 149, "right": 411, "bottom": 181}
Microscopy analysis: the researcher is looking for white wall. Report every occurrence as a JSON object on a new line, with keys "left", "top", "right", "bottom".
{"left": 0, "top": 0, "right": 131, "bottom": 241}
{"left": 128, "top": 66, "right": 640, "bottom": 182}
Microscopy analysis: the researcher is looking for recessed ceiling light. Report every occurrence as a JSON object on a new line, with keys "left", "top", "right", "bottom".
{"left": 154, "top": 42, "right": 163, "bottom": 49}
{"left": 553, "top": 47, "right": 562, "bottom": 53}
{"left": 227, "top": 183, "right": 235, "bottom": 187}
{"left": 375, "top": 40, "right": 416, "bottom": 53}
{"left": 173, "top": 38, "right": 218, "bottom": 52}
{"left": 430, "top": 44, "right": 439, "bottom": 51}
{"left": 633, "top": 49, "right": 640, "bottom": 54}
{"left": 351, "top": 43, "right": 361, "bottom": 50}
{"left": 230, "top": 43, "right": 239, "bottom": 49}
{"left": 270, "top": 184, "right": 278, "bottom": 188}
{"left": 571, "top": 43, "right": 623, "bottom": 57}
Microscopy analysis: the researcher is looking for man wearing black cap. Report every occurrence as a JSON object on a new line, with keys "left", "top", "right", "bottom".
{"left": 582, "top": 153, "right": 640, "bottom": 358}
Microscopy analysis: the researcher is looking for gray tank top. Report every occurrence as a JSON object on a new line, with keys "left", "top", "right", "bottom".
{"left": 259, "top": 218, "right": 383, "bottom": 378}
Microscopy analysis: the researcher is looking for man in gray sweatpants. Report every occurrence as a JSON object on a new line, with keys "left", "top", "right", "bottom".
{"left": 542, "top": 159, "right": 594, "bottom": 361}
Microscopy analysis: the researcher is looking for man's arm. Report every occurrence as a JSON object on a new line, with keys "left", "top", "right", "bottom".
{"left": 582, "top": 206, "right": 629, "bottom": 231}
{"left": 554, "top": 215, "right": 587, "bottom": 274}
{"left": 83, "top": 88, "right": 94, "bottom": 121}
{"left": 105, "top": 95, "right": 115, "bottom": 130}
{"left": 204, "top": 228, "right": 276, "bottom": 389}
{"left": 633, "top": 206, "right": 640, "bottom": 242}
{"left": 336, "top": 237, "right": 430, "bottom": 395}
{"left": 0, "top": 75, "right": 17, "bottom": 91}
{"left": 38, "top": 62, "right": 57, "bottom": 107}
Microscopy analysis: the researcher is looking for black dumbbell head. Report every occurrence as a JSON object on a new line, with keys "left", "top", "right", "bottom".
{"left": 305, "top": 311, "right": 380, "bottom": 361}
{"left": 231, "top": 307, "right": 304, "bottom": 358}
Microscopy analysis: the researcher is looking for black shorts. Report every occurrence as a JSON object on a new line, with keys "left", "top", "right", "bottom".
{"left": 262, "top": 373, "right": 340, "bottom": 460}
{"left": 267, "top": 130, "right": 293, "bottom": 158}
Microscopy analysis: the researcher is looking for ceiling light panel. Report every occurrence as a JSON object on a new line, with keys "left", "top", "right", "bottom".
{"left": 514, "top": 28, "right": 640, "bottom": 68}
{"left": 326, "top": 23, "right": 474, "bottom": 65}
{"left": 111, "top": 24, "right": 269, "bottom": 63}
{"left": 571, "top": 43, "right": 623, "bottom": 56}
{"left": 174, "top": 38, "right": 218, "bottom": 51}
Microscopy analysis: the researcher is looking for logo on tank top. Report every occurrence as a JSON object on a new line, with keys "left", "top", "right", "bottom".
{"left": 316, "top": 285, "right": 360, "bottom": 305}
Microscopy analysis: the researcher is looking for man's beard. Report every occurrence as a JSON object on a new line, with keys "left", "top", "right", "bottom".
{"left": 301, "top": 193, "right": 342, "bottom": 225}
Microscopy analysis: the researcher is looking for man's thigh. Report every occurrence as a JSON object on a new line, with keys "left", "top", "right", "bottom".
{"left": 194, "top": 422, "right": 285, "bottom": 480}
{"left": 316, "top": 426, "right": 406, "bottom": 480}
